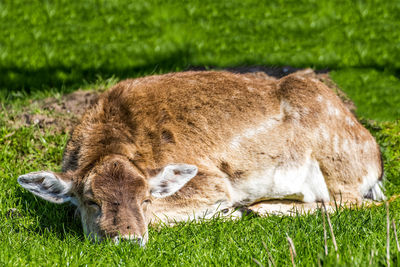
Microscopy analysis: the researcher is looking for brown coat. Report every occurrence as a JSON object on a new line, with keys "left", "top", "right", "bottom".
{"left": 18, "top": 71, "right": 384, "bottom": 245}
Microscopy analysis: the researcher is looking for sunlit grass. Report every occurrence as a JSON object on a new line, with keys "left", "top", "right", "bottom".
{"left": 1, "top": 0, "right": 400, "bottom": 265}
{"left": 1, "top": 95, "right": 400, "bottom": 266}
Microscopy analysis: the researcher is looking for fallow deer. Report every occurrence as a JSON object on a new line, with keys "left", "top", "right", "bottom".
{"left": 18, "top": 71, "right": 384, "bottom": 246}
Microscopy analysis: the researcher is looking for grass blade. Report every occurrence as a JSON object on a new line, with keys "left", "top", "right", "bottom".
{"left": 252, "top": 258, "right": 265, "bottom": 267}
{"left": 262, "top": 241, "right": 276, "bottom": 267}
{"left": 322, "top": 201, "right": 339, "bottom": 259}
{"left": 286, "top": 234, "right": 296, "bottom": 267}
{"left": 322, "top": 205, "right": 328, "bottom": 256}
{"left": 386, "top": 202, "right": 390, "bottom": 267}
{"left": 369, "top": 250, "right": 374, "bottom": 265}
{"left": 392, "top": 220, "right": 400, "bottom": 252}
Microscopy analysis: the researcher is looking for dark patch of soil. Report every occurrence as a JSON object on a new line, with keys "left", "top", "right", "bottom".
{"left": 16, "top": 90, "right": 100, "bottom": 134}
{"left": 42, "top": 90, "right": 99, "bottom": 116}
{"left": 11, "top": 67, "right": 356, "bottom": 134}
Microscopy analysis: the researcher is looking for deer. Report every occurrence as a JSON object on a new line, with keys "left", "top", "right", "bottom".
{"left": 18, "top": 71, "right": 384, "bottom": 246}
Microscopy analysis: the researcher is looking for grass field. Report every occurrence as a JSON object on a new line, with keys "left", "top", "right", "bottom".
{"left": 1, "top": 0, "right": 400, "bottom": 266}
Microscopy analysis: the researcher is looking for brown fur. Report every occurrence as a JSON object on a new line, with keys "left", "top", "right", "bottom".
{"left": 47, "top": 71, "right": 383, "bottom": 241}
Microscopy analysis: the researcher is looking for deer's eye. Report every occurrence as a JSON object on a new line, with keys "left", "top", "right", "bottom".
{"left": 142, "top": 199, "right": 152, "bottom": 205}
{"left": 85, "top": 200, "right": 99, "bottom": 209}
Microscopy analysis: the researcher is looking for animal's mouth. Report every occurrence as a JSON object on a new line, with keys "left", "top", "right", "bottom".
{"left": 112, "top": 233, "right": 148, "bottom": 247}
{"left": 86, "top": 232, "right": 148, "bottom": 247}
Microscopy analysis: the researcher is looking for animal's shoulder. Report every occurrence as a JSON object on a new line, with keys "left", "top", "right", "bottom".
{"left": 275, "top": 74, "right": 337, "bottom": 105}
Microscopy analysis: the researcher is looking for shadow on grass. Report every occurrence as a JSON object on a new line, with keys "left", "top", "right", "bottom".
{"left": 0, "top": 44, "right": 336, "bottom": 99}
{"left": 0, "top": 48, "right": 193, "bottom": 96}
{"left": 13, "top": 188, "right": 84, "bottom": 241}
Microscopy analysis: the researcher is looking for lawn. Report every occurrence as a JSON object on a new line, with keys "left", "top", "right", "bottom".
{"left": 1, "top": 0, "right": 400, "bottom": 266}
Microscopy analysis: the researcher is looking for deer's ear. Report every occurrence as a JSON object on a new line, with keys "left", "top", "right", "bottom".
{"left": 148, "top": 164, "right": 198, "bottom": 198}
{"left": 18, "top": 171, "right": 75, "bottom": 204}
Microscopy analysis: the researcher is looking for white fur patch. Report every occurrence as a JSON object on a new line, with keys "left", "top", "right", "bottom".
{"left": 363, "top": 141, "right": 371, "bottom": 152}
{"left": 294, "top": 75, "right": 306, "bottom": 81}
{"left": 327, "top": 101, "right": 340, "bottom": 116}
{"left": 281, "top": 100, "right": 300, "bottom": 120}
{"left": 229, "top": 114, "right": 283, "bottom": 149}
{"left": 359, "top": 165, "right": 383, "bottom": 200}
{"left": 345, "top": 117, "right": 355, "bottom": 126}
{"left": 231, "top": 155, "right": 330, "bottom": 205}
{"left": 333, "top": 134, "right": 339, "bottom": 153}
{"left": 368, "top": 181, "right": 385, "bottom": 201}
{"left": 317, "top": 124, "right": 330, "bottom": 140}
{"left": 248, "top": 202, "right": 335, "bottom": 216}
{"left": 342, "top": 139, "right": 350, "bottom": 151}
{"left": 150, "top": 199, "right": 241, "bottom": 226}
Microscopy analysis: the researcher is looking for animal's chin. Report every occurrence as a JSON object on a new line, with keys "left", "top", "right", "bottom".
{"left": 85, "top": 234, "right": 146, "bottom": 247}
{"left": 85, "top": 230, "right": 148, "bottom": 247}
{"left": 112, "top": 235, "right": 147, "bottom": 247}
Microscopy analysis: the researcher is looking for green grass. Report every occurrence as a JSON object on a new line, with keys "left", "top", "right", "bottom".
{"left": 0, "top": 120, "right": 399, "bottom": 266}
{"left": 1, "top": 1, "right": 400, "bottom": 92}
{"left": 332, "top": 69, "right": 400, "bottom": 121}
{"left": 1, "top": 0, "right": 400, "bottom": 266}
{"left": 1, "top": 0, "right": 399, "bottom": 120}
